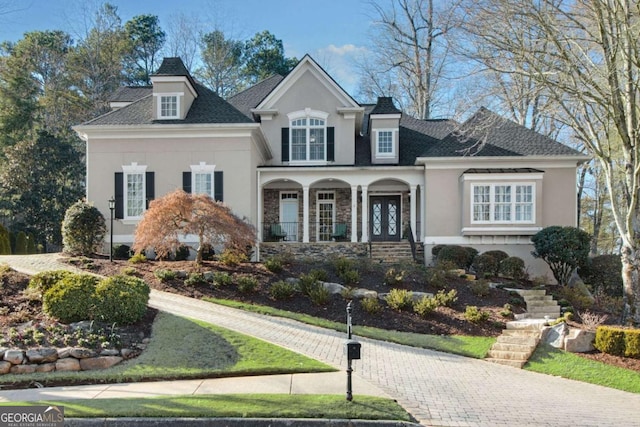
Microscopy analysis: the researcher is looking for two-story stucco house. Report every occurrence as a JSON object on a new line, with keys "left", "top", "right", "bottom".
{"left": 74, "top": 55, "right": 588, "bottom": 277}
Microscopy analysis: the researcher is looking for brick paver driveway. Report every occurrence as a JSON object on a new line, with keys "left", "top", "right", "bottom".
{"left": 2, "top": 254, "right": 640, "bottom": 426}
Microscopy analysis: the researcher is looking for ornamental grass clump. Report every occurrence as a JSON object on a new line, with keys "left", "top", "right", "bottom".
{"left": 385, "top": 288, "right": 414, "bottom": 311}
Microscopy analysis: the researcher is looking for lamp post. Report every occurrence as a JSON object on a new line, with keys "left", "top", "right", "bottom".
{"left": 108, "top": 197, "right": 115, "bottom": 262}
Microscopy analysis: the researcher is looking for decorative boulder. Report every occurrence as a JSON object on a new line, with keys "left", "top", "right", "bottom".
{"left": 69, "top": 348, "right": 97, "bottom": 359}
{"left": 322, "top": 282, "right": 347, "bottom": 295}
{"left": 4, "top": 350, "right": 25, "bottom": 365}
{"left": 352, "top": 289, "right": 378, "bottom": 299}
{"left": 564, "top": 329, "right": 596, "bottom": 353}
{"left": 56, "top": 358, "right": 81, "bottom": 372}
{"left": 10, "top": 365, "right": 36, "bottom": 374}
{"left": 35, "top": 363, "right": 56, "bottom": 373}
{"left": 542, "top": 323, "right": 568, "bottom": 349}
{"left": 79, "top": 356, "right": 123, "bottom": 371}
{"left": 26, "top": 348, "right": 58, "bottom": 364}
{"left": 0, "top": 361, "right": 11, "bottom": 374}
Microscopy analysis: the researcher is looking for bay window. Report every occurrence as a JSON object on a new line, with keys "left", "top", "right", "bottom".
{"left": 472, "top": 183, "right": 535, "bottom": 223}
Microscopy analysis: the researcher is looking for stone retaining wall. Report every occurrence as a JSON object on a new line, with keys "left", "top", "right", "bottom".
{"left": 259, "top": 242, "right": 369, "bottom": 260}
{"left": 0, "top": 344, "right": 145, "bottom": 375}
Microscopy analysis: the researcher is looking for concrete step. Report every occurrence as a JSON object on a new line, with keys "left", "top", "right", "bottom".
{"left": 527, "top": 306, "right": 560, "bottom": 314}
{"left": 512, "top": 289, "right": 547, "bottom": 297}
{"left": 487, "top": 349, "right": 530, "bottom": 360}
{"left": 526, "top": 299, "right": 557, "bottom": 307}
{"left": 490, "top": 342, "right": 536, "bottom": 353}
{"left": 496, "top": 334, "right": 539, "bottom": 346}
{"left": 485, "top": 358, "right": 527, "bottom": 368}
{"left": 506, "top": 319, "right": 548, "bottom": 330}
{"left": 514, "top": 312, "right": 561, "bottom": 320}
{"left": 501, "top": 329, "right": 541, "bottom": 338}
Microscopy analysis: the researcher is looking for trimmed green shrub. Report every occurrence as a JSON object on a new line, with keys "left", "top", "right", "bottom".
{"left": 579, "top": 255, "right": 623, "bottom": 297}
{"left": 431, "top": 244, "right": 445, "bottom": 258}
{"left": 269, "top": 280, "right": 296, "bottom": 300}
{"left": 185, "top": 272, "right": 206, "bottom": 286}
{"left": 385, "top": 288, "right": 413, "bottom": 311}
{"left": 333, "top": 257, "right": 355, "bottom": 277}
{"left": 483, "top": 250, "right": 509, "bottom": 268}
{"left": 434, "top": 289, "right": 458, "bottom": 307}
{"left": 384, "top": 267, "right": 405, "bottom": 286}
{"left": 264, "top": 257, "right": 284, "bottom": 273}
{"left": 219, "top": 249, "right": 247, "bottom": 266}
{"left": 14, "top": 231, "right": 27, "bottom": 255}
{"left": 128, "top": 253, "right": 147, "bottom": 264}
{"left": 436, "top": 245, "right": 476, "bottom": 269}
{"left": 309, "top": 268, "right": 329, "bottom": 282}
{"left": 0, "top": 225, "right": 11, "bottom": 255}
{"left": 237, "top": 275, "right": 258, "bottom": 293}
{"left": 28, "top": 270, "right": 75, "bottom": 294}
{"left": 472, "top": 253, "right": 499, "bottom": 278}
{"left": 414, "top": 296, "right": 439, "bottom": 317}
{"left": 174, "top": 245, "right": 190, "bottom": 261}
{"left": 113, "top": 244, "right": 132, "bottom": 260}
{"left": 62, "top": 200, "right": 107, "bottom": 256}
{"left": 26, "top": 233, "right": 36, "bottom": 254}
{"left": 43, "top": 274, "right": 99, "bottom": 323}
{"left": 500, "top": 256, "right": 526, "bottom": 280}
{"left": 340, "top": 269, "right": 360, "bottom": 286}
{"left": 624, "top": 329, "right": 640, "bottom": 359}
{"left": 360, "top": 296, "right": 382, "bottom": 314}
{"left": 464, "top": 305, "right": 489, "bottom": 323}
{"left": 213, "top": 271, "right": 233, "bottom": 287}
{"left": 93, "top": 275, "right": 150, "bottom": 325}
{"left": 469, "top": 280, "right": 490, "bottom": 297}
{"left": 424, "top": 267, "right": 446, "bottom": 289}
{"left": 594, "top": 326, "right": 626, "bottom": 357}
{"left": 298, "top": 273, "right": 320, "bottom": 296}
{"left": 532, "top": 226, "right": 590, "bottom": 285}
{"left": 308, "top": 284, "right": 331, "bottom": 305}
{"left": 154, "top": 269, "right": 177, "bottom": 282}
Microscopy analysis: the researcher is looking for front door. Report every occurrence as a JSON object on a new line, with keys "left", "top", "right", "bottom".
{"left": 280, "top": 192, "right": 298, "bottom": 241}
{"left": 370, "top": 195, "right": 401, "bottom": 241}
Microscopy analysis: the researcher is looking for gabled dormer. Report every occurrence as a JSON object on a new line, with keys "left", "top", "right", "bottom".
{"left": 150, "top": 57, "right": 198, "bottom": 120}
{"left": 369, "top": 97, "right": 402, "bottom": 164}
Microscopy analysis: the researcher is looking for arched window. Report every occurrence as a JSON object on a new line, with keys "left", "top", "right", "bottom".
{"left": 288, "top": 109, "right": 328, "bottom": 162}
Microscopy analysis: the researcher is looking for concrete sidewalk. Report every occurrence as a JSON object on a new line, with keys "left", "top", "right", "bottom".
{"left": 0, "top": 371, "right": 388, "bottom": 402}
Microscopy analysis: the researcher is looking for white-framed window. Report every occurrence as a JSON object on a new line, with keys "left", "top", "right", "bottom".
{"left": 156, "top": 93, "right": 181, "bottom": 119}
{"left": 288, "top": 109, "right": 329, "bottom": 162}
{"left": 316, "top": 191, "right": 335, "bottom": 241}
{"left": 122, "top": 163, "right": 147, "bottom": 219}
{"left": 471, "top": 183, "right": 535, "bottom": 223}
{"left": 375, "top": 129, "right": 395, "bottom": 157}
{"left": 190, "top": 162, "right": 216, "bottom": 198}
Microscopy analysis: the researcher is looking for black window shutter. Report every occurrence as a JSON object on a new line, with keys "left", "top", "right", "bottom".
{"left": 214, "top": 171, "right": 223, "bottom": 202}
{"left": 114, "top": 172, "right": 124, "bottom": 219}
{"left": 281, "top": 127, "right": 289, "bottom": 162}
{"left": 146, "top": 172, "right": 155, "bottom": 209}
{"left": 182, "top": 172, "right": 191, "bottom": 193}
{"left": 327, "top": 127, "right": 335, "bottom": 161}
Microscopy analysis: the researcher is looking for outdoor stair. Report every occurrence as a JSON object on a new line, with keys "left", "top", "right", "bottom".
{"left": 510, "top": 289, "right": 561, "bottom": 320}
{"left": 370, "top": 242, "right": 416, "bottom": 263}
{"left": 485, "top": 321, "right": 544, "bottom": 368}
{"left": 486, "top": 287, "right": 560, "bottom": 368}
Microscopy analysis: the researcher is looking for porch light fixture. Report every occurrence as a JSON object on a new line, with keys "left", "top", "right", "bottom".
{"left": 108, "top": 197, "right": 116, "bottom": 262}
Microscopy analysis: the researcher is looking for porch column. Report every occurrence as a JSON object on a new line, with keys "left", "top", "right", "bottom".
{"left": 420, "top": 184, "right": 425, "bottom": 241}
{"left": 410, "top": 185, "right": 417, "bottom": 241}
{"left": 350, "top": 185, "right": 358, "bottom": 242}
{"left": 302, "top": 186, "right": 310, "bottom": 243}
{"left": 257, "top": 180, "right": 263, "bottom": 243}
{"left": 361, "top": 186, "right": 369, "bottom": 242}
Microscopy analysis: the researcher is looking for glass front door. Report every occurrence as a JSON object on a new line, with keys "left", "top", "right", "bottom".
{"left": 280, "top": 193, "right": 298, "bottom": 241}
{"left": 370, "top": 195, "right": 401, "bottom": 241}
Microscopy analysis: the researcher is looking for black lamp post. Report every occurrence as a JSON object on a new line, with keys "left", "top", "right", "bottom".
{"left": 108, "top": 197, "right": 115, "bottom": 262}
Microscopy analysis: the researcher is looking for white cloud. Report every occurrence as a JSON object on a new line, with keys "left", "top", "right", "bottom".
{"left": 314, "top": 44, "right": 370, "bottom": 96}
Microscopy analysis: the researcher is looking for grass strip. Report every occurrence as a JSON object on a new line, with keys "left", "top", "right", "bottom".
{"left": 0, "top": 395, "right": 413, "bottom": 421}
{"left": 525, "top": 344, "right": 640, "bottom": 394}
{"left": 0, "top": 312, "right": 334, "bottom": 387}
{"left": 204, "top": 297, "right": 495, "bottom": 359}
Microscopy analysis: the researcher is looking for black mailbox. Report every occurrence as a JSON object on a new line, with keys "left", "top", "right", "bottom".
{"left": 345, "top": 339, "right": 361, "bottom": 360}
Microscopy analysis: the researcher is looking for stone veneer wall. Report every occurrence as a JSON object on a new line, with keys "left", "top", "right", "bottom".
{"left": 260, "top": 242, "right": 369, "bottom": 260}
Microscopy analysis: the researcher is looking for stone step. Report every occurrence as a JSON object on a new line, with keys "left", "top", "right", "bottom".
{"left": 496, "top": 334, "right": 539, "bottom": 346}
{"left": 512, "top": 289, "right": 547, "bottom": 297}
{"left": 523, "top": 295, "right": 555, "bottom": 302}
{"left": 486, "top": 349, "right": 530, "bottom": 360}
{"left": 501, "top": 329, "right": 541, "bottom": 338}
{"left": 514, "top": 312, "right": 562, "bottom": 320}
{"left": 525, "top": 299, "right": 557, "bottom": 307}
{"left": 490, "top": 342, "right": 536, "bottom": 353}
{"left": 485, "top": 358, "right": 527, "bottom": 368}
{"left": 506, "top": 319, "right": 548, "bottom": 330}
{"left": 527, "top": 305, "right": 560, "bottom": 313}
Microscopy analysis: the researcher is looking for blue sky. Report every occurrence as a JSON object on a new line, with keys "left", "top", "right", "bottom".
{"left": 0, "top": 0, "right": 374, "bottom": 94}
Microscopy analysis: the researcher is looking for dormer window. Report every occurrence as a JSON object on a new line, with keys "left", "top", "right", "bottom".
{"left": 156, "top": 93, "right": 182, "bottom": 119}
{"left": 375, "top": 129, "right": 397, "bottom": 158}
{"left": 288, "top": 109, "right": 329, "bottom": 163}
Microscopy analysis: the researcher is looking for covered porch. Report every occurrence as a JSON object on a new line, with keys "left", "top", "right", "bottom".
{"left": 257, "top": 168, "right": 425, "bottom": 246}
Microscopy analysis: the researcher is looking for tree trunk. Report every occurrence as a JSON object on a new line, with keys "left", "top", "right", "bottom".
{"left": 620, "top": 243, "right": 640, "bottom": 325}
{"left": 195, "top": 231, "right": 204, "bottom": 265}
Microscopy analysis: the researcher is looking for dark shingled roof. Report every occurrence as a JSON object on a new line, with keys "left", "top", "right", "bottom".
{"left": 82, "top": 81, "right": 252, "bottom": 126}
{"left": 110, "top": 86, "right": 152, "bottom": 103}
{"left": 153, "top": 57, "right": 190, "bottom": 76}
{"left": 370, "top": 97, "right": 402, "bottom": 115}
{"left": 227, "top": 74, "right": 285, "bottom": 120}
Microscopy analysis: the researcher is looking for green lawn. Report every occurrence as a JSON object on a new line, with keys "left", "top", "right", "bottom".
{"left": 525, "top": 344, "right": 640, "bottom": 393}
{"left": 205, "top": 297, "right": 495, "bottom": 359}
{"left": 2, "top": 395, "right": 413, "bottom": 421}
{"left": 0, "top": 311, "right": 335, "bottom": 387}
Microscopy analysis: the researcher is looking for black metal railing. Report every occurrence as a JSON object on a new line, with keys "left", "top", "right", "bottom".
{"left": 262, "top": 222, "right": 350, "bottom": 242}
{"left": 407, "top": 224, "right": 418, "bottom": 262}
{"left": 263, "top": 222, "right": 299, "bottom": 242}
